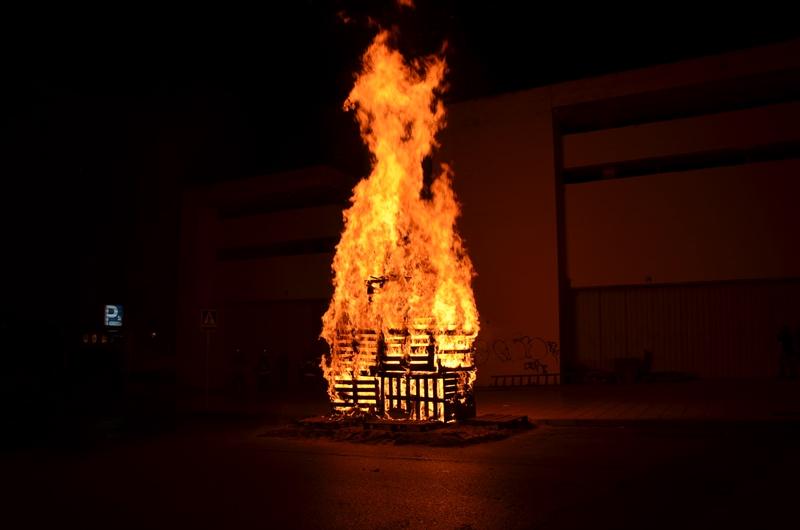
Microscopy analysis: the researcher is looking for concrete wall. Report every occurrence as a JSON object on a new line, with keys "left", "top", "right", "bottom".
{"left": 177, "top": 39, "right": 800, "bottom": 389}
{"left": 551, "top": 40, "right": 800, "bottom": 107}
{"left": 552, "top": 40, "right": 800, "bottom": 377}
{"left": 438, "top": 89, "right": 562, "bottom": 382}
{"left": 565, "top": 160, "right": 800, "bottom": 288}
{"left": 177, "top": 166, "right": 347, "bottom": 395}
{"left": 562, "top": 102, "right": 800, "bottom": 168}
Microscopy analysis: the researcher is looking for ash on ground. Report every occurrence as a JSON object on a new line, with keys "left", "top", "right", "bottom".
{"left": 259, "top": 415, "right": 532, "bottom": 446}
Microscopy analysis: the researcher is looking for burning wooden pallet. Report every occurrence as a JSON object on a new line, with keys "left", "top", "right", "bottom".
{"left": 328, "top": 327, "right": 476, "bottom": 422}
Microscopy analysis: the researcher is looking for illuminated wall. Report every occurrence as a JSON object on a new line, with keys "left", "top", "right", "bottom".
{"left": 177, "top": 40, "right": 800, "bottom": 393}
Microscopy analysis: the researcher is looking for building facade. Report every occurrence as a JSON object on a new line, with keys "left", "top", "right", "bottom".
{"left": 178, "top": 40, "right": 800, "bottom": 399}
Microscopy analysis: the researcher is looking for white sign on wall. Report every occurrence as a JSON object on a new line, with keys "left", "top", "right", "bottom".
{"left": 104, "top": 304, "right": 124, "bottom": 327}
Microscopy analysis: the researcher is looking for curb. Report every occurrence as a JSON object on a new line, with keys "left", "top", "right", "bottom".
{"left": 533, "top": 418, "right": 800, "bottom": 428}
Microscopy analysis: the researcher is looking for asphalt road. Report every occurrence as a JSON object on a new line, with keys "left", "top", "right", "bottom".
{"left": 4, "top": 421, "right": 800, "bottom": 529}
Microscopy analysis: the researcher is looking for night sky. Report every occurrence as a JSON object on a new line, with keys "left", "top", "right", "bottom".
{"left": 1, "top": 1, "right": 798, "bottom": 330}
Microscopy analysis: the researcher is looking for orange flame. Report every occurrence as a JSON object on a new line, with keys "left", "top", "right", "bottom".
{"left": 321, "top": 30, "right": 479, "bottom": 401}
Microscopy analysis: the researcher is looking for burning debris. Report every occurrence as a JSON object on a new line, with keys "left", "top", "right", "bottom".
{"left": 321, "top": 31, "right": 479, "bottom": 422}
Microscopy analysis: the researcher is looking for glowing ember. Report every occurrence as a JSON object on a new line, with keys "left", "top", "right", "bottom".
{"left": 321, "top": 30, "right": 479, "bottom": 422}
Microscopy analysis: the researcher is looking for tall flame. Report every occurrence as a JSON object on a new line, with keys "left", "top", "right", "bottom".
{"left": 321, "top": 31, "right": 479, "bottom": 399}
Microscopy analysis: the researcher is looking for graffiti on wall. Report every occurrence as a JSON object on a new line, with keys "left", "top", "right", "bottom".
{"left": 473, "top": 336, "right": 560, "bottom": 374}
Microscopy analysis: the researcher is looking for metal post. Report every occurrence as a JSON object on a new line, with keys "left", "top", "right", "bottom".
{"left": 204, "top": 330, "right": 210, "bottom": 412}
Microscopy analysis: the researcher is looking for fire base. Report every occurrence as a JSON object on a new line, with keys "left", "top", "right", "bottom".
{"left": 329, "top": 327, "right": 477, "bottom": 423}
{"left": 333, "top": 370, "right": 476, "bottom": 423}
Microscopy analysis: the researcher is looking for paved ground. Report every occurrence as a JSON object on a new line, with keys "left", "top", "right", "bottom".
{"left": 182, "top": 379, "right": 800, "bottom": 423}
{"left": 6, "top": 381, "right": 800, "bottom": 528}
{"left": 477, "top": 379, "right": 800, "bottom": 423}
{"left": 5, "top": 419, "right": 800, "bottom": 529}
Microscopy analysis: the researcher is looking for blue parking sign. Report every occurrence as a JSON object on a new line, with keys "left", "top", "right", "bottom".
{"left": 105, "top": 304, "right": 124, "bottom": 327}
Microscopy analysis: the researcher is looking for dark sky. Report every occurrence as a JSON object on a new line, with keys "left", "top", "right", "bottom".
{"left": 4, "top": 3, "right": 799, "bottom": 182}
{"left": 1, "top": 1, "right": 798, "bottom": 327}
{"left": 4, "top": 2, "right": 799, "bottom": 183}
